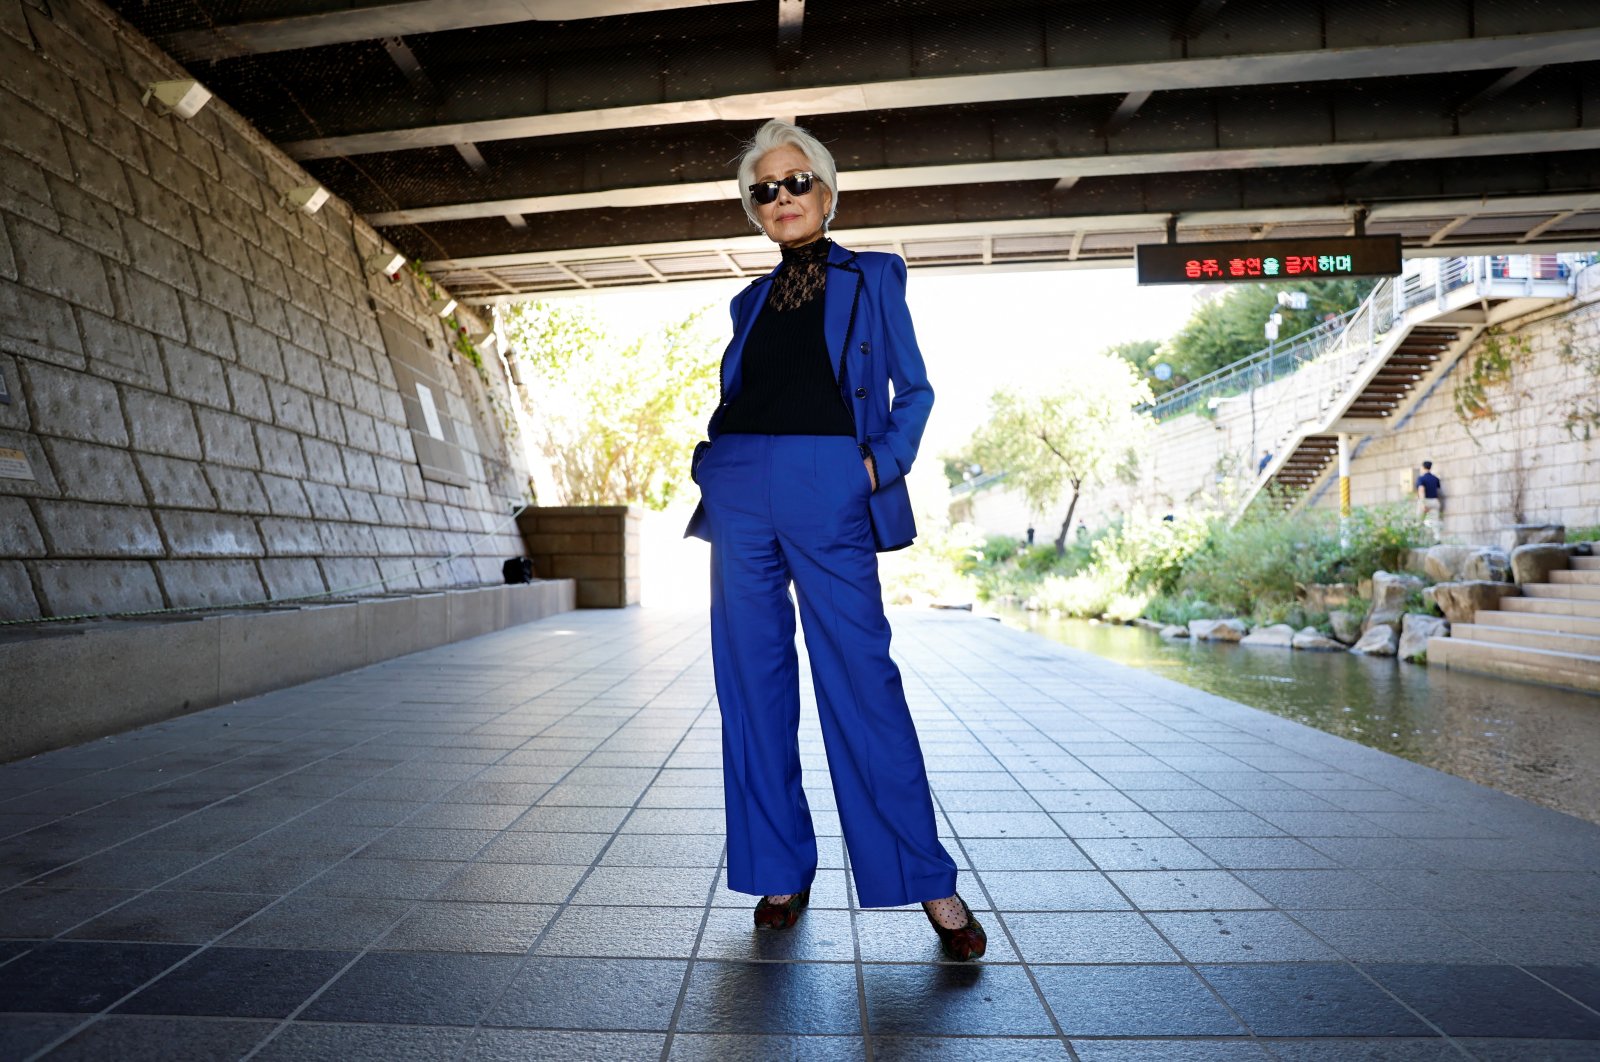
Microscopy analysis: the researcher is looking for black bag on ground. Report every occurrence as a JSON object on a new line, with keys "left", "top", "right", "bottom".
{"left": 502, "top": 557, "right": 535, "bottom": 584}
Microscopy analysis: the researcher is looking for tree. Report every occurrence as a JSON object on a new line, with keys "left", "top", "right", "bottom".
{"left": 502, "top": 300, "right": 720, "bottom": 507}
{"left": 964, "top": 355, "right": 1155, "bottom": 554}
{"left": 1164, "top": 278, "right": 1376, "bottom": 385}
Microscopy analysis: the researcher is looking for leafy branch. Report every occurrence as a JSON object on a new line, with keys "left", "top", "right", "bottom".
{"left": 1452, "top": 325, "right": 1532, "bottom": 434}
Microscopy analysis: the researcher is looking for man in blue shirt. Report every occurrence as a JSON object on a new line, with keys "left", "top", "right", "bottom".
{"left": 1415, "top": 460, "right": 1442, "bottom": 541}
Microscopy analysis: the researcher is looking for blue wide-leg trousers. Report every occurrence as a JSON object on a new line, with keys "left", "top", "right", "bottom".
{"left": 697, "top": 432, "right": 957, "bottom": 909}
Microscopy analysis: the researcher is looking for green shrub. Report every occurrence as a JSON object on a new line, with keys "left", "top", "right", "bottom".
{"left": 1569, "top": 524, "right": 1600, "bottom": 542}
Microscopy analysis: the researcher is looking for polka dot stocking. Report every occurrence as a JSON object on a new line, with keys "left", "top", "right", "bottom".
{"left": 922, "top": 894, "right": 969, "bottom": 929}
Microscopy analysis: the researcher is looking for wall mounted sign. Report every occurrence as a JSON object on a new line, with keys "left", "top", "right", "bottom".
{"left": 1136, "top": 235, "right": 1403, "bottom": 284}
{"left": 0, "top": 447, "right": 36, "bottom": 481}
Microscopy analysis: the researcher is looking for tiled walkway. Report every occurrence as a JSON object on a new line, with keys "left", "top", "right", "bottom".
{"left": 2, "top": 607, "right": 1598, "bottom": 1061}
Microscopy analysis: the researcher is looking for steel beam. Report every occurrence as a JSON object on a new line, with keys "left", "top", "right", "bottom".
{"left": 281, "top": 27, "right": 1600, "bottom": 159}
{"left": 364, "top": 126, "right": 1600, "bottom": 227}
{"left": 159, "top": 0, "right": 754, "bottom": 61}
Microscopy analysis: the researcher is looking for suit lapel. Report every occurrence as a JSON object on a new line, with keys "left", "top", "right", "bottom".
{"left": 823, "top": 240, "right": 860, "bottom": 385}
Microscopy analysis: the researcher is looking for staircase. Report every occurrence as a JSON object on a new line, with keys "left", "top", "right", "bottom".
{"left": 1428, "top": 556, "right": 1600, "bottom": 694}
{"left": 1236, "top": 254, "right": 1580, "bottom": 515}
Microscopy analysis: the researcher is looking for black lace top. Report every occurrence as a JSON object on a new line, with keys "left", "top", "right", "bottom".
{"left": 716, "top": 237, "right": 856, "bottom": 437}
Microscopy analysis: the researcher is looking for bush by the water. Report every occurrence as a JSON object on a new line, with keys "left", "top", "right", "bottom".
{"left": 962, "top": 502, "right": 1430, "bottom": 627}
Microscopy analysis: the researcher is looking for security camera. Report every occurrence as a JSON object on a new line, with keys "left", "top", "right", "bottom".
{"left": 365, "top": 251, "right": 407, "bottom": 277}
{"left": 282, "top": 185, "right": 330, "bottom": 215}
{"left": 142, "top": 79, "right": 212, "bottom": 119}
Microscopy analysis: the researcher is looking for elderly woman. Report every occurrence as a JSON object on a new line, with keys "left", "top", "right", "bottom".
{"left": 682, "top": 119, "right": 985, "bottom": 961}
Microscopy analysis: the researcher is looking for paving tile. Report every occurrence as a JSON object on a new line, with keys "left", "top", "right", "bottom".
{"left": 1002, "top": 911, "right": 1180, "bottom": 963}
{"left": 1190, "top": 837, "right": 1340, "bottom": 869}
{"left": 695, "top": 906, "right": 856, "bottom": 962}
{"left": 534, "top": 903, "right": 704, "bottom": 958}
{"left": 216, "top": 895, "right": 411, "bottom": 950}
{"left": 436, "top": 862, "right": 586, "bottom": 904}
{"left": 665, "top": 1032, "right": 865, "bottom": 1060}
{"left": 303, "top": 951, "right": 522, "bottom": 1025}
{"left": 252, "top": 1021, "right": 471, "bottom": 1060}
{"left": 116, "top": 946, "right": 353, "bottom": 1017}
{"left": 861, "top": 962, "right": 1052, "bottom": 1035}
{"left": 1288, "top": 909, "right": 1500, "bottom": 964}
{"left": 0, "top": 941, "right": 194, "bottom": 1012}
{"left": 1260, "top": 1042, "right": 1459, "bottom": 1062}
{"left": 510, "top": 806, "right": 630, "bottom": 833}
{"left": 1032, "top": 964, "right": 1245, "bottom": 1036}
{"left": 0, "top": 1015, "right": 84, "bottom": 1058}
{"left": 1233, "top": 869, "right": 1406, "bottom": 909}
{"left": 45, "top": 1016, "right": 274, "bottom": 1060}
{"left": 66, "top": 889, "right": 275, "bottom": 943}
{"left": 1198, "top": 963, "right": 1435, "bottom": 1036}
{"left": 469, "top": 1029, "right": 668, "bottom": 1061}
{"left": 1048, "top": 812, "right": 1175, "bottom": 838}
{"left": 474, "top": 830, "right": 611, "bottom": 865}
{"left": 1433, "top": 910, "right": 1600, "bottom": 964}
{"left": 165, "top": 852, "right": 339, "bottom": 894}
{"left": 374, "top": 901, "right": 557, "bottom": 954}
{"left": 570, "top": 864, "right": 718, "bottom": 906}
{"left": 1147, "top": 911, "right": 1340, "bottom": 962}
{"left": 0, "top": 887, "right": 142, "bottom": 938}
{"left": 958, "top": 838, "right": 1094, "bottom": 871}
{"left": 1070, "top": 1042, "right": 1272, "bottom": 1061}
{"left": 976, "top": 870, "right": 1131, "bottom": 911}
{"left": 1361, "top": 963, "right": 1600, "bottom": 1039}
{"left": 1125, "top": 789, "right": 1243, "bottom": 812}
{"left": 1153, "top": 812, "right": 1284, "bottom": 836}
{"left": 300, "top": 857, "right": 467, "bottom": 899}
{"left": 1107, "top": 870, "right": 1270, "bottom": 911}
{"left": 1076, "top": 837, "right": 1220, "bottom": 871}
{"left": 676, "top": 959, "right": 860, "bottom": 1034}
{"left": 351, "top": 827, "right": 501, "bottom": 861}
{"left": 1458, "top": 1039, "right": 1600, "bottom": 1061}
{"left": 600, "top": 833, "right": 725, "bottom": 867}
{"left": 854, "top": 908, "right": 1018, "bottom": 963}
{"left": 487, "top": 956, "right": 687, "bottom": 1030}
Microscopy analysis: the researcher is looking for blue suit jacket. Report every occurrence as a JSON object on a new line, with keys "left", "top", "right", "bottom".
{"left": 683, "top": 240, "right": 933, "bottom": 552}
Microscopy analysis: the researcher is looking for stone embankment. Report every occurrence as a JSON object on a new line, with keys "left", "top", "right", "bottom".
{"left": 1156, "top": 526, "right": 1599, "bottom": 691}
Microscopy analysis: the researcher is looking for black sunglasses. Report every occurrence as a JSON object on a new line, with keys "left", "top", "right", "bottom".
{"left": 748, "top": 171, "right": 816, "bottom": 205}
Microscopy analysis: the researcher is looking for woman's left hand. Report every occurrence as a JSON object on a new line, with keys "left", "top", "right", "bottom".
{"left": 864, "top": 458, "right": 877, "bottom": 492}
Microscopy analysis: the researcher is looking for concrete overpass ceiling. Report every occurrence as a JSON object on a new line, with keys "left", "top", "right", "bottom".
{"left": 104, "top": 0, "right": 1600, "bottom": 299}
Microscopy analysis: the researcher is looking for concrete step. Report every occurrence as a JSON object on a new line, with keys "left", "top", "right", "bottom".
{"left": 1550, "top": 569, "right": 1600, "bottom": 585}
{"left": 1499, "top": 596, "right": 1600, "bottom": 618}
{"left": 1451, "top": 623, "right": 1600, "bottom": 657}
{"left": 1428, "top": 636, "right": 1600, "bottom": 694}
{"left": 1474, "top": 609, "right": 1600, "bottom": 638}
{"left": 1571, "top": 556, "right": 1600, "bottom": 571}
{"left": 1523, "top": 582, "right": 1600, "bottom": 601}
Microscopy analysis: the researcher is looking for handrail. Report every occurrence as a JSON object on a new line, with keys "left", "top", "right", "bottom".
{"left": 1147, "top": 252, "right": 1590, "bottom": 426}
{"left": 1145, "top": 308, "right": 1359, "bottom": 422}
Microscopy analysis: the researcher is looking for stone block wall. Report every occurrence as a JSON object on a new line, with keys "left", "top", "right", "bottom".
{"left": 1305, "top": 278, "right": 1600, "bottom": 540}
{"left": 0, "top": 0, "right": 531, "bottom": 621}
{"left": 517, "top": 506, "right": 642, "bottom": 608}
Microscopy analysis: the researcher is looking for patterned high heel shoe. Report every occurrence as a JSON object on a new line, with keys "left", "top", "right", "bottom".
{"left": 923, "top": 893, "right": 987, "bottom": 961}
{"left": 753, "top": 887, "right": 810, "bottom": 930}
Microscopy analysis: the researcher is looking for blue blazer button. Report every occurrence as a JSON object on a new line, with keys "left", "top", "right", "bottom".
{"left": 859, "top": 341, "right": 870, "bottom": 354}
{"left": 855, "top": 387, "right": 867, "bottom": 398}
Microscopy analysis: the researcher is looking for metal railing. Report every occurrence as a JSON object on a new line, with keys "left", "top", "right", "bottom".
{"left": 1145, "top": 307, "right": 1361, "bottom": 422}
{"left": 1148, "top": 252, "right": 1591, "bottom": 426}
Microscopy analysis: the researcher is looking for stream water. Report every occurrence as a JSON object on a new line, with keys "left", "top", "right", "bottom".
{"left": 996, "top": 608, "right": 1600, "bottom": 826}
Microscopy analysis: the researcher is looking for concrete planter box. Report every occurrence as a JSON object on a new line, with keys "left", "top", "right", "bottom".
{"left": 1, "top": 580, "right": 576, "bottom": 763}
{"left": 517, "top": 505, "right": 642, "bottom": 608}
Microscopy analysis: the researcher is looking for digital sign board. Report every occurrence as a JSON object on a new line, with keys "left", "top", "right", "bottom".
{"left": 1136, "top": 235, "right": 1403, "bottom": 284}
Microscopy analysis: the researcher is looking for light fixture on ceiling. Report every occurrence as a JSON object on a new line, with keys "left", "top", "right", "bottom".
{"left": 365, "top": 250, "right": 407, "bottom": 277}
{"left": 430, "top": 296, "right": 458, "bottom": 317}
{"left": 141, "top": 79, "right": 212, "bottom": 119}
{"left": 468, "top": 330, "right": 498, "bottom": 353}
{"left": 282, "top": 185, "right": 330, "bottom": 215}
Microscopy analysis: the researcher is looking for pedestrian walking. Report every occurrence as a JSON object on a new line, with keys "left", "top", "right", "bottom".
{"left": 1415, "top": 460, "right": 1443, "bottom": 540}
{"left": 682, "top": 119, "right": 985, "bottom": 961}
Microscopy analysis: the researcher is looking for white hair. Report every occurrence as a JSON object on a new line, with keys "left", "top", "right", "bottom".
{"left": 734, "top": 118, "right": 839, "bottom": 231}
